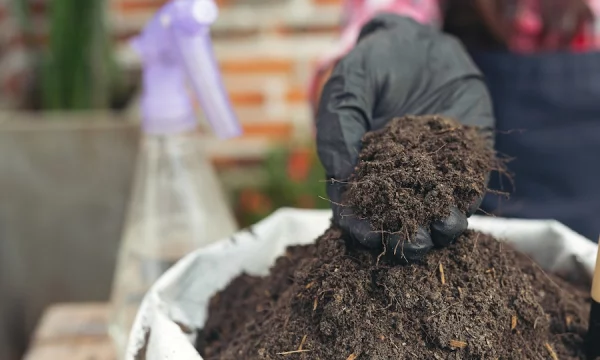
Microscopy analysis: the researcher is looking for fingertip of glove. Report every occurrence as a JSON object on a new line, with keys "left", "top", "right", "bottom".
{"left": 387, "top": 227, "right": 433, "bottom": 263}
{"left": 431, "top": 207, "right": 468, "bottom": 247}
{"left": 340, "top": 215, "right": 382, "bottom": 248}
{"left": 467, "top": 197, "right": 483, "bottom": 217}
{"left": 468, "top": 174, "right": 490, "bottom": 217}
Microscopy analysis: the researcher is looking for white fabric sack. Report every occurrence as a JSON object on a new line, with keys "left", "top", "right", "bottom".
{"left": 125, "top": 208, "right": 598, "bottom": 360}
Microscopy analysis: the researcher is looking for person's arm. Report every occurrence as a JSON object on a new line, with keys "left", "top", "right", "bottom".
{"left": 310, "top": 0, "right": 444, "bottom": 112}
{"left": 316, "top": 14, "right": 494, "bottom": 261}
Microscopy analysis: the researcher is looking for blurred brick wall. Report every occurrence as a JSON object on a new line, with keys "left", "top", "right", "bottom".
{"left": 0, "top": 0, "right": 343, "bottom": 160}
{"left": 111, "top": 0, "right": 343, "bottom": 165}
{"left": 0, "top": 0, "right": 42, "bottom": 109}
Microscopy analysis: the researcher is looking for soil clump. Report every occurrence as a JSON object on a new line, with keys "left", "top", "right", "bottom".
{"left": 345, "top": 116, "right": 495, "bottom": 237}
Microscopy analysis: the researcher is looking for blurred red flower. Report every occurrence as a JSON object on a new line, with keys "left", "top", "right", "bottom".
{"left": 287, "top": 148, "right": 312, "bottom": 182}
{"left": 238, "top": 189, "right": 272, "bottom": 214}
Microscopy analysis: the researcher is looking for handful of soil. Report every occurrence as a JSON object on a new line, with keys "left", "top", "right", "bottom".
{"left": 199, "top": 116, "right": 589, "bottom": 359}
{"left": 345, "top": 115, "right": 494, "bottom": 237}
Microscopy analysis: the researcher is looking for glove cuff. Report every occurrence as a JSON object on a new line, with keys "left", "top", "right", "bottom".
{"left": 326, "top": 180, "right": 346, "bottom": 224}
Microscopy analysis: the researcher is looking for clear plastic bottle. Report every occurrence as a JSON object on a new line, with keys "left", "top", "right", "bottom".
{"left": 108, "top": 0, "right": 241, "bottom": 357}
{"left": 109, "top": 134, "right": 238, "bottom": 354}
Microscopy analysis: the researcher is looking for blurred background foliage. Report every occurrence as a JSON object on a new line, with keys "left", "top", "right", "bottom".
{"left": 234, "top": 144, "right": 329, "bottom": 227}
{"left": 8, "top": 0, "right": 329, "bottom": 226}
{"left": 42, "top": 0, "right": 119, "bottom": 109}
{"left": 11, "top": 0, "right": 128, "bottom": 110}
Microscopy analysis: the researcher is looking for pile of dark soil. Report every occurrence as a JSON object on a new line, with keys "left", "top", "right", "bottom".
{"left": 198, "top": 116, "right": 589, "bottom": 359}
{"left": 198, "top": 244, "right": 316, "bottom": 357}
{"left": 200, "top": 229, "right": 589, "bottom": 359}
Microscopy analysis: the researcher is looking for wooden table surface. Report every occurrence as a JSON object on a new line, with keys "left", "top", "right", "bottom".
{"left": 23, "top": 303, "right": 117, "bottom": 360}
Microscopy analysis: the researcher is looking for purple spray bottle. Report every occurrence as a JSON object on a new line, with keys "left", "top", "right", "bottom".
{"left": 109, "top": 1, "right": 241, "bottom": 356}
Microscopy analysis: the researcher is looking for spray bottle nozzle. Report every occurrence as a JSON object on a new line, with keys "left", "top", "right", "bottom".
{"left": 135, "top": 0, "right": 242, "bottom": 139}
{"left": 168, "top": 0, "right": 218, "bottom": 31}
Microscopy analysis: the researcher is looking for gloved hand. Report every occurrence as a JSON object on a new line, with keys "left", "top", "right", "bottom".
{"left": 316, "top": 14, "right": 495, "bottom": 262}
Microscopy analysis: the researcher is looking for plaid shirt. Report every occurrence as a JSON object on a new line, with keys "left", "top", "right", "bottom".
{"left": 511, "top": 0, "right": 600, "bottom": 51}
{"left": 309, "top": 0, "right": 600, "bottom": 102}
{"left": 313, "top": 0, "right": 600, "bottom": 91}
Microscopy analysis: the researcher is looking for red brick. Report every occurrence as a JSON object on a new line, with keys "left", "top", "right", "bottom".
{"left": 241, "top": 122, "right": 293, "bottom": 138}
{"left": 3, "top": 72, "right": 27, "bottom": 94}
{"left": 211, "top": 28, "right": 260, "bottom": 40}
{"left": 30, "top": 2, "right": 48, "bottom": 15}
{"left": 220, "top": 59, "right": 295, "bottom": 75}
{"left": 201, "top": 120, "right": 294, "bottom": 140}
{"left": 214, "top": 0, "right": 232, "bottom": 7}
{"left": 113, "top": 0, "right": 230, "bottom": 14}
{"left": 228, "top": 91, "right": 265, "bottom": 106}
{"left": 286, "top": 87, "right": 308, "bottom": 103}
{"left": 6, "top": 33, "right": 48, "bottom": 48}
{"left": 115, "top": 0, "right": 168, "bottom": 13}
{"left": 313, "top": 0, "right": 344, "bottom": 4}
{"left": 212, "top": 157, "right": 262, "bottom": 169}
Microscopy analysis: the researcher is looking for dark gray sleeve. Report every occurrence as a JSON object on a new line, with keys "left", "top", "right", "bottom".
{"left": 315, "top": 49, "right": 374, "bottom": 182}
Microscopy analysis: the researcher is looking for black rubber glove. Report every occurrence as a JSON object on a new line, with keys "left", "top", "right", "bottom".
{"left": 316, "top": 14, "right": 495, "bottom": 262}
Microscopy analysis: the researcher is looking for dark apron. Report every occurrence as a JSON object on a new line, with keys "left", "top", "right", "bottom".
{"left": 471, "top": 51, "right": 600, "bottom": 242}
